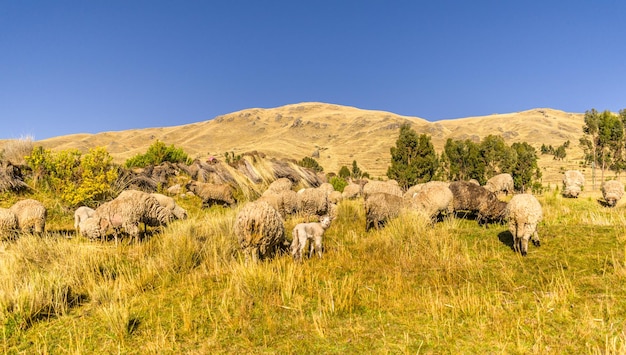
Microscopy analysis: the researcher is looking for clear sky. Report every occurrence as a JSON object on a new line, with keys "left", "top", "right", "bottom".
{"left": 1, "top": 1, "right": 625, "bottom": 140}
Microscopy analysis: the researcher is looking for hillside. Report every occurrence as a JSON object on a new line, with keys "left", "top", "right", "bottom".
{"left": 35, "top": 102, "right": 586, "bottom": 185}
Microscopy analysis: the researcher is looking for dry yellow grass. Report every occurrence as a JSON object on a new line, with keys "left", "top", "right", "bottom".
{"left": 14, "top": 102, "right": 590, "bottom": 185}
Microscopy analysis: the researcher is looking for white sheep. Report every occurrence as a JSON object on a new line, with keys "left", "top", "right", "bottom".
{"left": 234, "top": 201, "right": 286, "bottom": 262}
{"left": 601, "top": 180, "right": 624, "bottom": 207}
{"left": 506, "top": 194, "right": 543, "bottom": 256}
{"left": 74, "top": 206, "right": 95, "bottom": 233}
{"left": 291, "top": 215, "right": 332, "bottom": 261}
{"left": 407, "top": 183, "right": 454, "bottom": 223}
{"left": 562, "top": 170, "right": 584, "bottom": 198}
{"left": 485, "top": 173, "right": 514, "bottom": 196}
{"left": 9, "top": 199, "right": 46, "bottom": 235}
{"left": 150, "top": 193, "right": 188, "bottom": 220}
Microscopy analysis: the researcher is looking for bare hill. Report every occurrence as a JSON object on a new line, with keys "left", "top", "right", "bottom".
{"left": 34, "top": 102, "right": 585, "bottom": 185}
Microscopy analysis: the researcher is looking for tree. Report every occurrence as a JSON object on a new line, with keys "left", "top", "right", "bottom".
{"left": 298, "top": 156, "right": 323, "bottom": 173}
{"left": 479, "top": 135, "right": 516, "bottom": 178}
{"left": 510, "top": 142, "right": 540, "bottom": 192}
{"left": 442, "top": 138, "right": 485, "bottom": 183}
{"left": 125, "top": 140, "right": 191, "bottom": 168}
{"left": 387, "top": 124, "right": 439, "bottom": 189}
{"left": 581, "top": 109, "right": 624, "bottom": 186}
{"left": 338, "top": 165, "right": 351, "bottom": 179}
{"left": 351, "top": 160, "right": 362, "bottom": 179}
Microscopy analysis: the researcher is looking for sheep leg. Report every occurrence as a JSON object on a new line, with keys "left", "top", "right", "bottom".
{"left": 521, "top": 238, "right": 529, "bottom": 257}
{"left": 531, "top": 228, "right": 541, "bottom": 247}
{"left": 313, "top": 235, "right": 323, "bottom": 259}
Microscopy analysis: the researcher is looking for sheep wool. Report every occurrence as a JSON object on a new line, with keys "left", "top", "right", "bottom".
{"left": 601, "top": 180, "right": 625, "bottom": 207}
{"left": 0, "top": 207, "right": 18, "bottom": 240}
{"left": 363, "top": 180, "right": 403, "bottom": 198}
{"left": 342, "top": 183, "right": 362, "bottom": 200}
{"left": 364, "top": 192, "right": 404, "bottom": 231}
{"left": 150, "top": 193, "right": 188, "bottom": 220}
{"left": 449, "top": 181, "right": 507, "bottom": 226}
{"left": 9, "top": 199, "right": 46, "bottom": 234}
{"left": 186, "top": 181, "right": 236, "bottom": 207}
{"left": 485, "top": 173, "right": 514, "bottom": 196}
{"left": 266, "top": 178, "right": 293, "bottom": 193}
{"left": 257, "top": 189, "right": 298, "bottom": 218}
{"left": 234, "top": 201, "right": 286, "bottom": 262}
{"left": 297, "top": 187, "right": 331, "bottom": 216}
{"left": 506, "top": 193, "right": 543, "bottom": 256}
{"left": 562, "top": 170, "right": 585, "bottom": 198}
{"left": 74, "top": 206, "right": 96, "bottom": 230}
{"left": 407, "top": 183, "right": 454, "bottom": 222}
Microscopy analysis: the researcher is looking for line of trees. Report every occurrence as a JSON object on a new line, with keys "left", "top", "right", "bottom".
{"left": 580, "top": 109, "right": 626, "bottom": 188}
{"left": 387, "top": 124, "right": 541, "bottom": 192}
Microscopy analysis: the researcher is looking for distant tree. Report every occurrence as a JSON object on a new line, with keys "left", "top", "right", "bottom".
{"left": 442, "top": 138, "right": 485, "bottom": 183}
{"left": 580, "top": 109, "right": 623, "bottom": 185}
{"left": 554, "top": 145, "right": 566, "bottom": 160}
{"left": 298, "top": 156, "right": 324, "bottom": 173}
{"left": 338, "top": 165, "right": 351, "bottom": 179}
{"left": 387, "top": 124, "right": 439, "bottom": 189}
{"left": 480, "top": 135, "right": 516, "bottom": 178}
{"left": 510, "top": 142, "right": 540, "bottom": 192}
{"left": 351, "top": 160, "right": 362, "bottom": 179}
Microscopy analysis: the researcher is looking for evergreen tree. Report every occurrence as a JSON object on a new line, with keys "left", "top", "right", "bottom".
{"left": 511, "top": 142, "right": 540, "bottom": 192}
{"left": 387, "top": 124, "right": 439, "bottom": 189}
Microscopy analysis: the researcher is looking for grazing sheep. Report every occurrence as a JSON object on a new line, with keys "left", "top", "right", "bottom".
{"left": 449, "top": 181, "right": 507, "bottom": 226}
{"left": 257, "top": 189, "right": 299, "bottom": 218}
{"left": 291, "top": 215, "right": 332, "bottom": 261}
{"left": 485, "top": 173, "right": 514, "bottom": 196}
{"left": 562, "top": 170, "right": 585, "bottom": 198}
{"left": 10, "top": 199, "right": 46, "bottom": 235}
{"left": 186, "top": 180, "right": 236, "bottom": 207}
{"left": 364, "top": 192, "right": 404, "bottom": 231}
{"left": 404, "top": 181, "right": 450, "bottom": 201}
{"left": 267, "top": 178, "right": 293, "bottom": 193}
{"left": 363, "top": 180, "right": 403, "bottom": 198}
{"left": 85, "top": 190, "right": 170, "bottom": 241}
{"left": 407, "top": 183, "right": 454, "bottom": 222}
{"left": 74, "top": 206, "right": 95, "bottom": 232}
{"left": 297, "top": 187, "right": 331, "bottom": 216}
{"left": 78, "top": 216, "right": 102, "bottom": 240}
{"left": 601, "top": 180, "right": 625, "bottom": 207}
{"left": 328, "top": 190, "right": 343, "bottom": 204}
{"left": 0, "top": 208, "right": 18, "bottom": 240}
{"left": 341, "top": 183, "right": 362, "bottom": 200}
{"left": 150, "top": 193, "right": 188, "bottom": 220}
{"left": 234, "top": 201, "right": 286, "bottom": 262}
{"left": 506, "top": 194, "right": 542, "bottom": 256}
{"left": 318, "top": 182, "right": 335, "bottom": 195}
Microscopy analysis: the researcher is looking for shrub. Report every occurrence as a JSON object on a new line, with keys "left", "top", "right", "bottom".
{"left": 298, "top": 156, "right": 323, "bottom": 173}
{"left": 124, "top": 140, "right": 191, "bottom": 168}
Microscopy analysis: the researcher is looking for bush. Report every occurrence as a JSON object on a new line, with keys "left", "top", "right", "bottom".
{"left": 329, "top": 176, "right": 348, "bottom": 193}
{"left": 298, "top": 156, "right": 323, "bottom": 173}
{"left": 124, "top": 141, "right": 191, "bottom": 168}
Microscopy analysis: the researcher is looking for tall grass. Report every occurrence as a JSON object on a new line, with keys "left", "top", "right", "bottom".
{"left": 2, "top": 192, "right": 626, "bottom": 353}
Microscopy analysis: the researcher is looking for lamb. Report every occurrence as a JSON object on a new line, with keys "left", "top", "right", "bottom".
{"left": 485, "top": 173, "right": 514, "bottom": 196}
{"left": 74, "top": 206, "right": 95, "bottom": 233}
{"left": 9, "top": 199, "right": 46, "bottom": 235}
{"left": 291, "top": 215, "right": 332, "bottom": 261}
{"left": 364, "top": 192, "right": 404, "bottom": 231}
{"left": 83, "top": 190, "right": 170, "bottom": 241}
{"left": 0, "top": 208, "right": 18, "bottom": 240}
{"left": 601, "top": 180, "right": 625, "bottom": 207}
{"left": 186, "top": 180, "right": 236, "bottom": 207}
{"left": 234, "top": 201, "right": 286, "bottom": 262}
{"left": 407, "top": 183, "right": 454, "bottom": 223}
{"left": 449, "top": 181, "right": 507, "bottom": 226}
{"left": 506, "top": 193, "right": 542, "bottom": 256}
{"left": 562, "top": 170, "right": 585, "bottom": 198}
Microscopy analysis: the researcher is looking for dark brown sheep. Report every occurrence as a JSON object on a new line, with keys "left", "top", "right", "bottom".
{"left": 449, "top": 181, "right": 507, "bottom": 226}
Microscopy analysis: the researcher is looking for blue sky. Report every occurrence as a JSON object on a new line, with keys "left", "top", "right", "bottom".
{"left": 1, "top": 1, "right": 625, "bottom": 140}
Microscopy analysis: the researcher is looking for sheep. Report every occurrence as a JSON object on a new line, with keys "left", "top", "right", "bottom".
{"left": 74, "top": 206, "right": 95, "bottom": 233}
{"left": 266, "top": 178, "right": 293, "bottom": 193}
{"left": 150, "top": 193, "right": 188, "bottom": 220}
{"left": 318, "top": 182, "right": 335, "bottom": 195}
{"left": 9, "top": 199, "right": 46, "bottom": 235}
{"left": 341, "top": 183, "right": 362, "bottom": 200}
{"left": 364, "top": 192, "right": 404, "bottom": 231}
{"left": 506, "top": 193, "right": 542, "bottom": 256}
{"left": 234, "top": 201, "right": 286, "bottom": 262}
{"left": 449, "top": 181, "right": 507, "bottom": 226}
{"left": 601, "top": 180, "right": 625, "bottom": 207}
{"left": 404, "top": 181, "right": 450, "bottom": 201}
{"left": 186, "top": 180, "right": 236, "bottom": 207}
{"left": 328, "top": 190, "right": 343, "bottom": 204}
{"left": 363, "top": 180, "right": 403, "bottom": 198}
{"left": 256, "top": 189, "right": 298, "bottom": 218}
{"left": 291, "top": 215, "right": 332, "bottom": 261}
{"left": 562, "top": 170, "right": 585, "bottom": 198}
{"left": 0, "top": 208, "right": 18, "bottom": 240}
{"left": 407, "top": 183, "right": 454, "bottom": 223}
{"left": 485, "top": 173, "right": 514, "bottom": 196}
{"left": 297, "top": 187, "right": 331, "bottom": 216}
{"left": 84, "top": 190, "right": 170, "bottom": 242}
{"left": 78, "top": 216, "right": 102, "bottom": 240}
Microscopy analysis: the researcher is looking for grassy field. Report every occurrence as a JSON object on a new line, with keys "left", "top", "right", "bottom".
{"left": 2, "top": 189, "right": 626, "bottom": 354}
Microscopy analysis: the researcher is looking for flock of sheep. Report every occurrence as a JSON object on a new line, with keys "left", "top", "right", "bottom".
{"left": 1, "top": 168, "right": 623, "bottom": 261}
